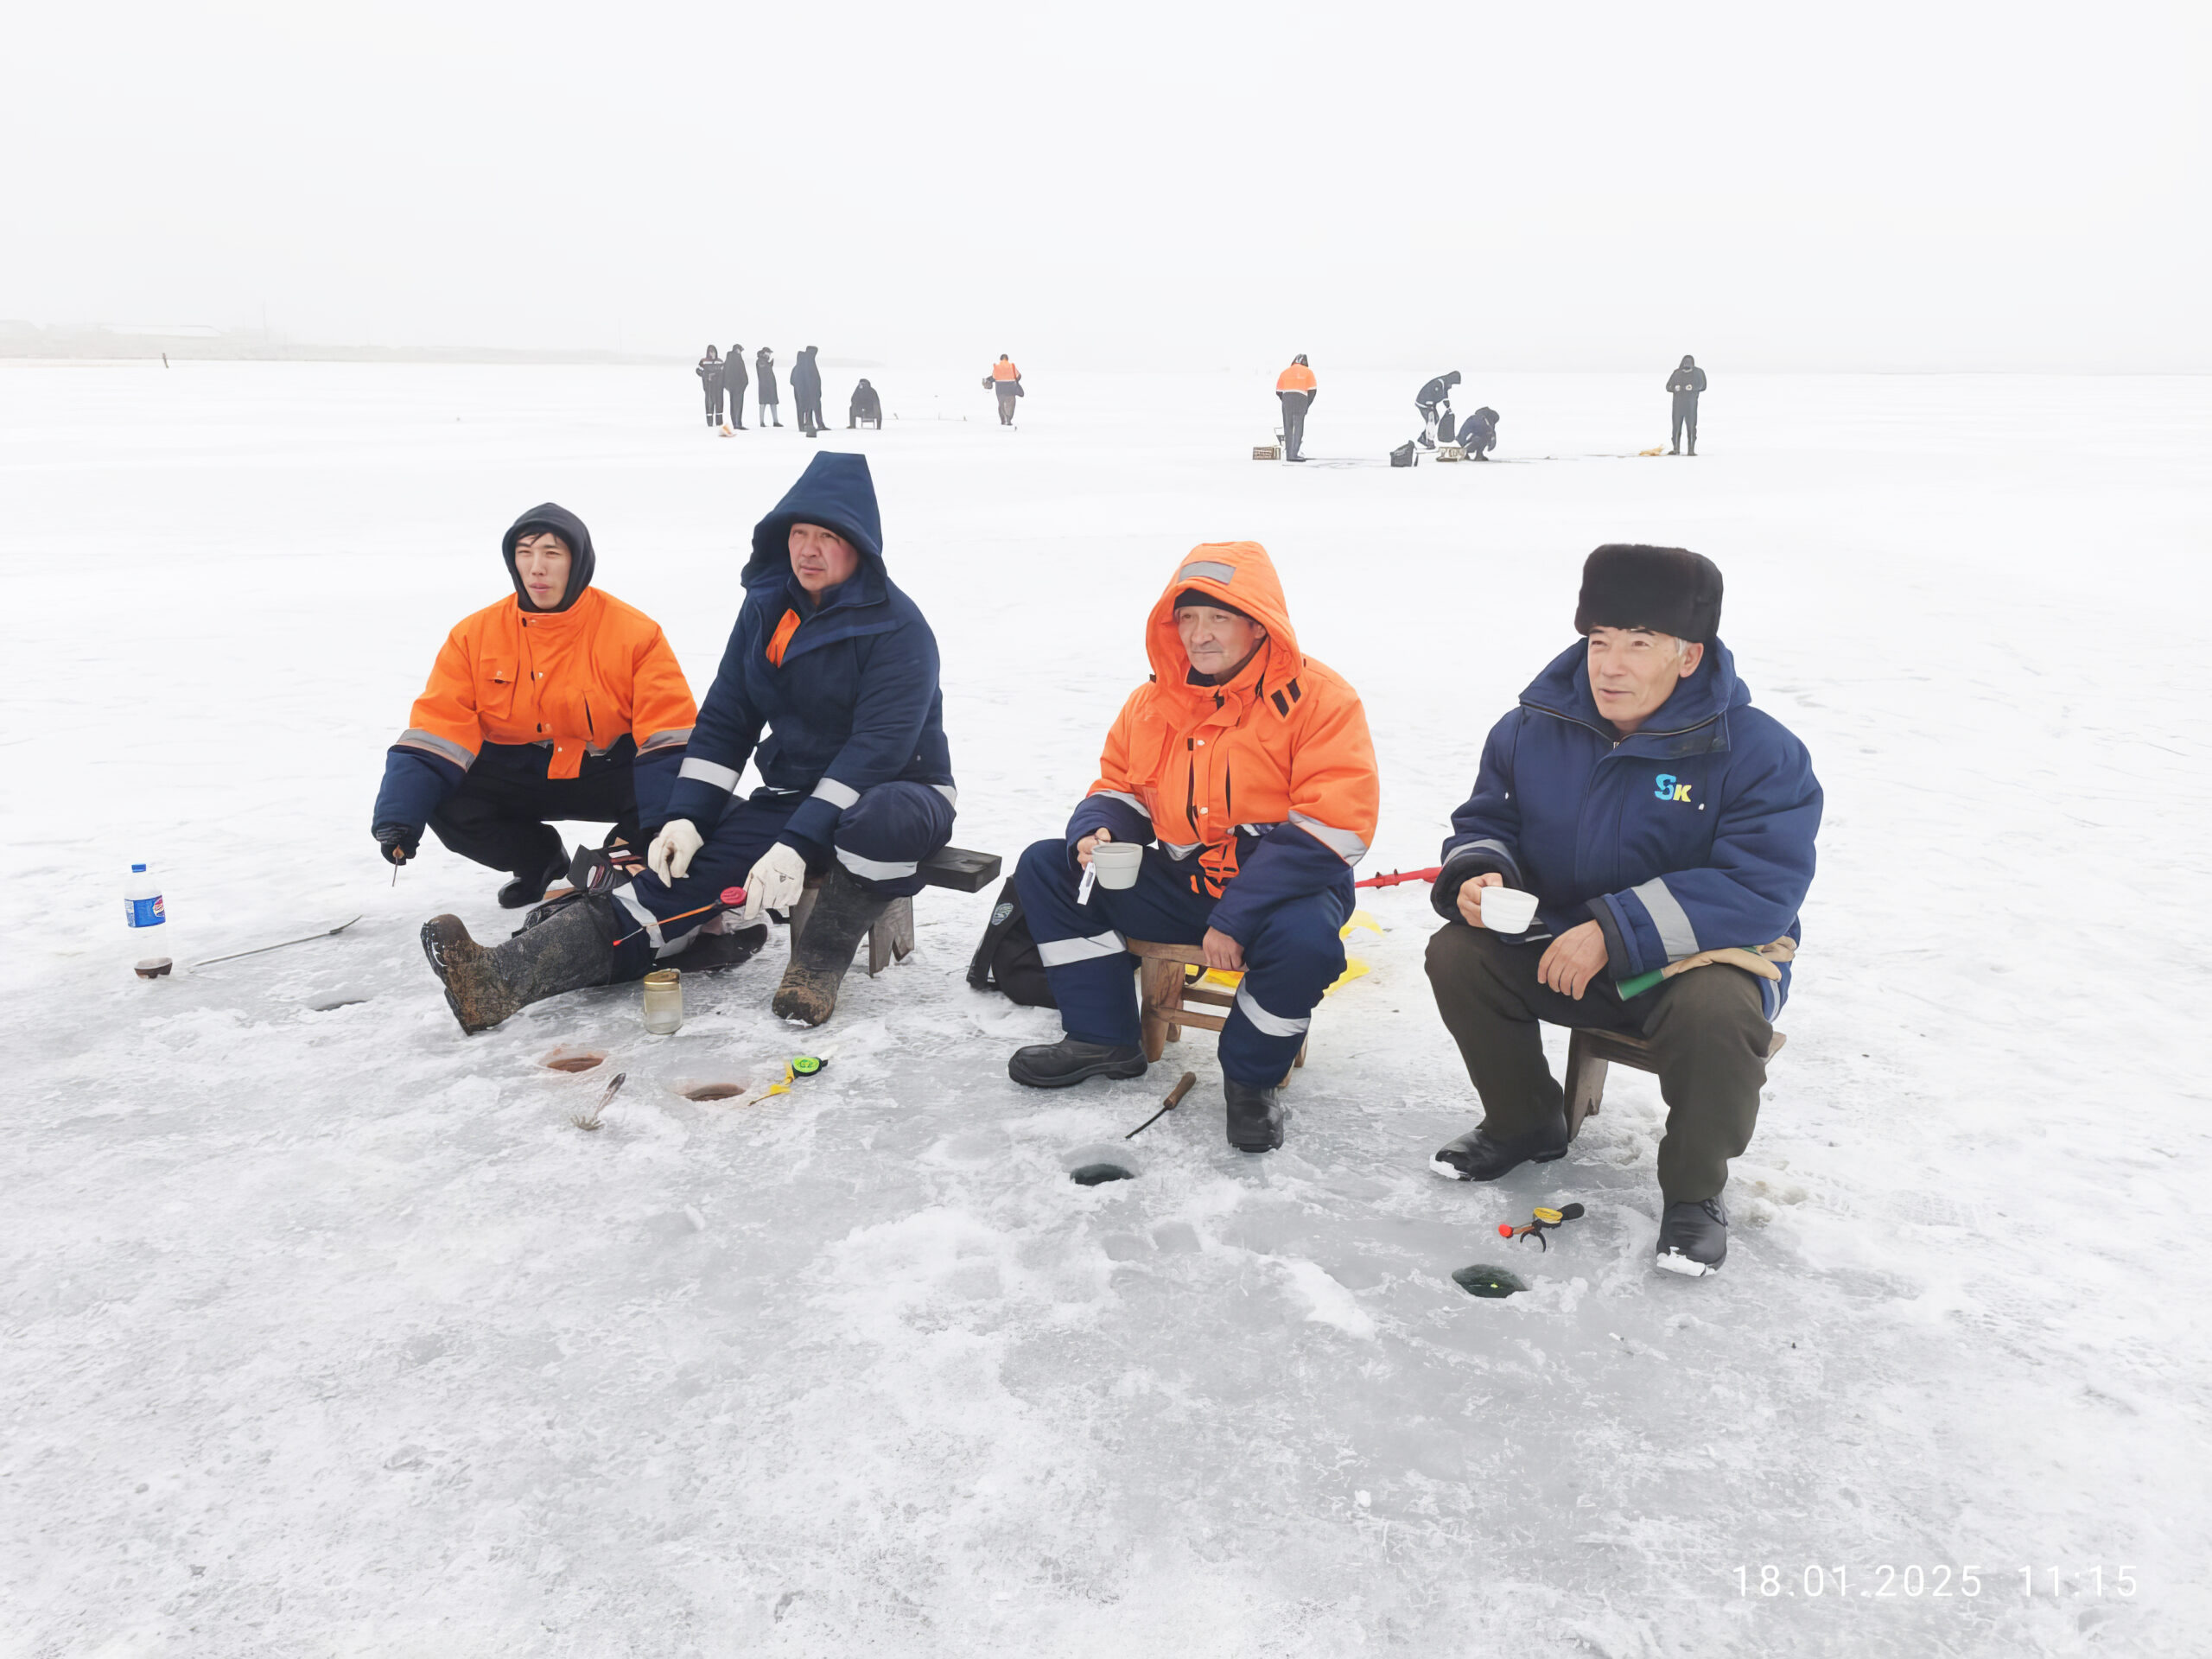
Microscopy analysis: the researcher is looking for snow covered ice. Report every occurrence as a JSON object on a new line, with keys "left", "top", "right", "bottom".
{"left": 4, "top": 359, "right": 2209, "bottom": 1655}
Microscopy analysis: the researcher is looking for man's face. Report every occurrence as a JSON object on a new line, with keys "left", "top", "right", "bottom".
{"left": 1177, "top": 604, "right": 1267, "bottom": 682}
{"left": 514, "top": 532, "right": 572, "bottom": 611}
{"left": 1586, "top": 626, "right": 1703, "bottom": 732}
{"left": 790, "top": 523, "right": 860, "bottom": 595}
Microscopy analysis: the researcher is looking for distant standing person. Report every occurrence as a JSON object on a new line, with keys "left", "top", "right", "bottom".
{"left": 1668, "top": 355, "right": 1707, "bottom": 455}
{"left": 987, "top": 354, "right": 1021, "bottom": 426}
{"left": 756, "top": 347, "right": 782, "bottom": 428}
{"left": 791, "top": 346, "right": 826, "bottom": 439}
{"left": 1462, "top": 405, "right": 1500, "bottom": 460}
{"left": 849, "top": 378, "right": 882, "bottom": 428}
{"left": 723, "top": 344, "right": 748, "bottom": 429}
{"left": 1274, "top": 354, "right": 1316, "bottom": 462}
{"left": 696, "top": 346, "right": 724, "bottom": 429}
{"left": 1415, "top": 370, "right": 1460, "bottom": 449}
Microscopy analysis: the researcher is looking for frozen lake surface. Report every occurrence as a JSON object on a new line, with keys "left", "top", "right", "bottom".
{"left": 3, "top": 360, "right": 2208, "bottom": 1656}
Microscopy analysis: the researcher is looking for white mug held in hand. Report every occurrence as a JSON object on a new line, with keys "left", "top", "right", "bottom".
{"left": 1088, "top": 838, "right": 1145, "bottom": 891}
{"left": 1480, "top": 886, "right": 1540, "bottom": 934}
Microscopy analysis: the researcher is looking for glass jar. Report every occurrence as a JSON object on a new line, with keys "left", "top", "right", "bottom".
{"left": 641, "top": 968, "right": 683, "bottom": 1035}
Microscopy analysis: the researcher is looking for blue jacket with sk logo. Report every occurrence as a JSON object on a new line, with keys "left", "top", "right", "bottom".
{"left": 1429, "top": 639, "right": 1821, "bottom": 1013}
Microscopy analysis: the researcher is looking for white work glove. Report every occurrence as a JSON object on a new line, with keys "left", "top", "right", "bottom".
{"left": 647, "top": 818, "right": 703, "bottom": 885}
{"left": 738, "top": 841, "right": 810, "bottom": 924}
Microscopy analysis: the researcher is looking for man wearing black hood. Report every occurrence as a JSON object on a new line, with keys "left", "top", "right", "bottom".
{"left": 373, "top": 505, "right": 698, "bottom": 909}
{"left": 723, "top": 345, "right": 748, "bottom": 429}
{"left": 756, "top": 347, "right": 782, "bottom": 427}
{"left": 419, "top": 455, "right": 957, "bottom": 1036}
{"left": 1415, "top": 371, "right": 1460, "bottom": 449}
{"left": 1462, "top": 406, "right": 1500, "bottom": 460}
{"left": 849, "top": 378, "right": 882, "bottom": 428}
{"left": 791, "top": 346, "right": 826, "bottom": 438}
{"left": 1667, "top": 356, "right": 1707, "bottom": 454}
{"left": 696, "top": 346, "right": 724, "bottom": 429}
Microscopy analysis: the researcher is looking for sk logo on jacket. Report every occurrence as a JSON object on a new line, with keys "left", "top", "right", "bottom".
{"left": 1654, "top": 772, "right": 1698, "bottom": 805}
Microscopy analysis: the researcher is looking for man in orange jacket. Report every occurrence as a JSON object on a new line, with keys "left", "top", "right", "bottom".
{"left": 1274, "top": 354, "right": 1316, "bottom": 461}
{"left": 1008, "top": 542, "right": 1380, "bottom": 1152}
{"left": 371, "top": 504, "right": 698, "bottom": 908}
{"left": 988, "top": 354, "right": 1021, "bottom": 426}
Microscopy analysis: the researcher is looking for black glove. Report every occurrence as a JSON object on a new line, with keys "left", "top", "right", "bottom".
{"left": 374, "top": 823, "right": 421, "bottom": 865}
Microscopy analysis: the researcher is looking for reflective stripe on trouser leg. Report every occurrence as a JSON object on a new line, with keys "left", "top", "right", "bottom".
{"left": 1216, "top": 888, "right": 1347, "bottom": 1086}
{"left": 1012, "top": 836, "right": 1151, "bottom": 1047}
{"left": 830, "top": 781, "right": 955, "bottom": 898}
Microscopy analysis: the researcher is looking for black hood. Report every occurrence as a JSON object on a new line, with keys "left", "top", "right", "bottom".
{"left": 503, "top": 502, "right": 597, "bottom": 613}
{"left": 1680, "top": 355, "right": 1695, "bottom": 368}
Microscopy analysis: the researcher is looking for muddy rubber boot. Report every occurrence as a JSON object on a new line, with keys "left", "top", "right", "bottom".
{"left": 1224, "top": 1077, "right": 1285, "bottom": 1153}
{"left": 771, "top": 866, "right": 887, "bottom": 1027}
{"left": 421, "top": 893, "right": 619, "bottom": 1034}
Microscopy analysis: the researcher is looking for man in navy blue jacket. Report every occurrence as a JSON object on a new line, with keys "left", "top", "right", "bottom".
{"left": 1424, "top": 545, "right": 1821, "bottom": 1276}
{"left": 642, "top": 452, "right": 957, "bottom": 1025}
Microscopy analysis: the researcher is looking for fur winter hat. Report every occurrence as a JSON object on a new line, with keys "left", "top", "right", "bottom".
{"left": 1574, "top": 544, "right": 1724, "bottom": 644}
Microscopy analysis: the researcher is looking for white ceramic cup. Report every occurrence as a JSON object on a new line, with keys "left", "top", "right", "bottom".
{"left": 1089, "top": 838, "right": 1145, "bottom": 890}
{"left": 1480, "top": 886, "right": 1540, "bottom": 934}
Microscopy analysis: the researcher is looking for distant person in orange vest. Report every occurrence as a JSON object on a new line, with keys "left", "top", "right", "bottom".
{"left": 986, "top": 355, "right": 1022, "bottom": 426}
{"left": 1274, "top": 354, "right": 1317, "bottom": 461}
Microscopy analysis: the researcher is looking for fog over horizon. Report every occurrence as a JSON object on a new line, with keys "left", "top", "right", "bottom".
{"left": 6, "top": 0, "right": 2206, "bottom": 372}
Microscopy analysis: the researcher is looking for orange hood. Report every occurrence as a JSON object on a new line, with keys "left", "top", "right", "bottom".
{"left": 1144, "top": 541, "right": 1304, "bottom": 709}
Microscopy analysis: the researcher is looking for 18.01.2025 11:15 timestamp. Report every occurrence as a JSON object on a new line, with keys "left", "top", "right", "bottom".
{"left": 1735, "top": 1565, "right": 2138, "bottom": 1599}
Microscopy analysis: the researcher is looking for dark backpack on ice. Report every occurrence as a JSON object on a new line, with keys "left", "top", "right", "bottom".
{"left": 1389, "top": 441, "right": 1417, "bottom": 467}
{"left": 1437, "top": 410, "right": 1459, "bottom": 444}
{"left": 966, "top": 877, "right": 1057, "bottom": 1007}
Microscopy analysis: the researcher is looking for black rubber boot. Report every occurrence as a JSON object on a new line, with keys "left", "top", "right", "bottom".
{"left": 497, "top": 848, "right": 570, "bottom": 911}
{"left": 682, "top": 924, "right": 769, "bottom": 972}
{"left": 422, "top": 893, "right": 619, "bottom": 1034}
{"left": 1007, "top": 1037, "right": 1147, "bottom": 1089}
{"left": 1432, "top": 1110, "right": 1569, "bottom": 1180}
{"left": 1224, "top": 1077, "right": 1284, "bottom": 1153}
{"left": 1656, "top": 1196, "right": 1728, "bottom": 1276}
{"left": 772, "top": 866, "right": 887, "bottom": 1027}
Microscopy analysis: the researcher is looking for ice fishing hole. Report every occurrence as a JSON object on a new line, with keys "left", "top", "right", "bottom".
{"left": 1071, "top": 1163, "right": 1136, "bottom": 1186}
{"left": 1452, "top": 1263, "right": 1529, "bottom": 1300}
{"left": 541, "top": 1047, "right": 607, "bottom": 1074}
{"left": 683, "top": 1083, "right": 745, "bottom": 1102}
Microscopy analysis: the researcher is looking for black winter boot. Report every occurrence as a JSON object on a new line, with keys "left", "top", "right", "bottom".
{"left": 1432, "top": 1109, "right": 1569, "bottom": 1180}
{"left": 422, "top": 893, "right": 619, "bottom": 1034}
{"left": 497, "top": 849, "right": 570, "bottom": 911}
{"left": 772, "top": 866, "right": 887, "bottom": 1027}
{"left": 1224, "top": 1077, "right": 1284, "bottom": 1152}
{"left": 1656, "top": 1196, "right": 1728, "bottom": 1275}
{"left": 1008, "top": 1037, "right": 1147, "bottom": 1089}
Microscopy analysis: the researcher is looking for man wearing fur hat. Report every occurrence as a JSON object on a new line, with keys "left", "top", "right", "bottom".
{"left": 1423, "top": 546, "right": 1821, "bottom": 1274}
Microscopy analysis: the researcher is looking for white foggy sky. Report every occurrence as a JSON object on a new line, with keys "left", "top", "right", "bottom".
{"left": 5, "top": 0, "right": 2206, "bottom": 369}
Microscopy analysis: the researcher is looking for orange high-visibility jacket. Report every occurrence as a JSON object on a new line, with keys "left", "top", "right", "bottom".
{"left": 1276, "top": 362, "right": 1317, "bottom": 394}
{"left": 396, "top": 587, "right": 696, "bottom": 785}
{"left": 1070, "top": 542, "right": 1379, "bottom": 938}
{"left": 991, "top": 359, "right": 1021, "bottom": 382}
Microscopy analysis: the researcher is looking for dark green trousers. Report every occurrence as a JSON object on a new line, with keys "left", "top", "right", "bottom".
{"left": 1424, "top": 923, "right": 1773, "bottom": 1203}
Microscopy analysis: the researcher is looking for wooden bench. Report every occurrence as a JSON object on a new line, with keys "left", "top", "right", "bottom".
{"left": 1563, "top": 1027, "right": 1788, "bottom": 1141}
{"left": 1129, "top": 939, "right": 1308, "bottom": 1084}
{"left": 789, "top": 845, "right": 1001, "bottom": 976}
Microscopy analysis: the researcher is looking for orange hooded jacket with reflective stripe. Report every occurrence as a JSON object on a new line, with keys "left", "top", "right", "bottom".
{"left": 1069, "top": 541, "right": 1379, "bottom": 938}
{"left": 397, "top": 587, "right": 697, "bottom": 785}
{"left": 1276, "top": 362, "right": 1316, "bottom": 394}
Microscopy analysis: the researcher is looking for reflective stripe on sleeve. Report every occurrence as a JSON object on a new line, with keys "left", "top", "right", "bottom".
{"left": 639, "top": 727, "right": 693, "bottom": 753}
{"left": 811, "top": 778, "right": 861, "bottom": 810}
{"left": 397, "top": 729, "right": 476, "bottom": 770}
{"left": 1173, "top": 560, "right": 1236, "bottom": 586}
{"left": 1037, "top": 930, "right": 1128, "bottom": 967}
{"left": 836, "top": 849, "right": 919, "bottom": 881}
{"left": 1630, "top": 877, "right": 1700, "bottom": 961}
{"left": 1090, "top": 789, "right": 1151, "bottom": 817}
{"left": 614, "top": 887, "right": 666, "bottom": 952}
{"left": 933, "top": 784, "right": 959, "bottom": 806}
{"left": 677, "top": 757, "right": 741, "bottom": 793}
{"left": 1233, "top": 982, "right": 1312, "bottom": 1038}
{"left": 1289, "top": 810, "right": 1370, "bottom": 864}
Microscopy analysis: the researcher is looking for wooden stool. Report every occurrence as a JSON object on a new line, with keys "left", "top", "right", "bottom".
{"left": 1563, "top": 1027, "right": 1788, "bottom": 1141}
{"left": 785, "top": 845, "right": 1002, "bottom": 977}
{"left": 1128, "top": 939, "right": 1308, "bottom": 1085}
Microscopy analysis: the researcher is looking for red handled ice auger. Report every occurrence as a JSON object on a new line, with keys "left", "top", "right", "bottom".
{"left": 612, "top": 887, "right": 747, "bottom": 949}
{"left": 1355, "top": 866, "right": 1444, "bottom": 890}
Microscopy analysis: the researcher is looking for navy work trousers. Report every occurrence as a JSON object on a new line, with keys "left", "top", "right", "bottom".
{"left": 1014, "top": 837, "right": 1347, "bottom": 1086}
{"left": 613, "top": 781, "right": 955, "bottom": 977}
